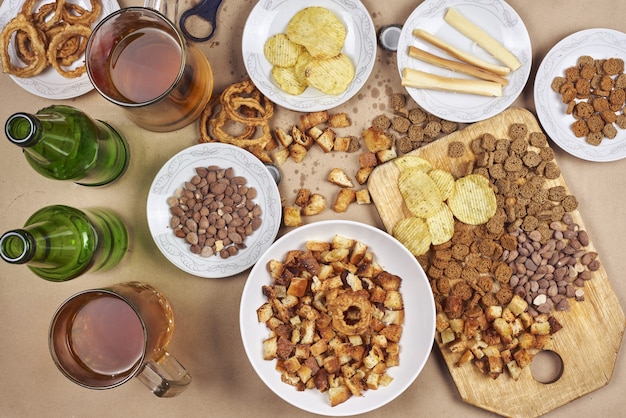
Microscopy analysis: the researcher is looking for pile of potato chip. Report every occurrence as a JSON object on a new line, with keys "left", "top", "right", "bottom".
{"left": 264, "top": 7, "right": 355, "bottom": 95}
{"left": 392, "top": 155, "right": 497, "bottom": 256}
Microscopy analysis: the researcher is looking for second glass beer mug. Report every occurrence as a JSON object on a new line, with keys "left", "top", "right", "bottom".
{"left": 85, "top": 7, "right": 213, "bottom": 132}
{"left": 49, "top": 282, "right": 191, "bottom": 397}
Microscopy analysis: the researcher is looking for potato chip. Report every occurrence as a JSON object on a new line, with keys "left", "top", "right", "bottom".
{"left": 398, "top": 169, "right": 443, "bottom": 218}
{"left": 264, "top": 33, "right": 305, "bottom": 67}
{"left": 294, "top": 51, "right": 314, "bottom": 85}
{"left": 447, "top": 174, "right": 497, "bottom": 225}
{"left": 428, "top": 168, "right": 456, "bottom": 201}
{"left": 285, "top": 7, "right": 346, "bottom": 59}
{"left": 303, "top": 53, "right": 355, "bottom": 95}
{"left": 394, "top": 155, "right": 433, "bottom": 173}
{"left": 392, "top": 216, "right": 432, "bottom": 257}
{"left": 426, "top": 204, "right": 455, "bottom": 245}
{"left": 271, "top": 66, "right": 307, "bottom": 95}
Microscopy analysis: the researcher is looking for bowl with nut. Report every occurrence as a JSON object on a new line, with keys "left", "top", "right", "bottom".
{"left": 239, "top": 220, "right": 436, "bottom": 415}
{"left": 147, "top": 143, "right": 282, "bottom": 278}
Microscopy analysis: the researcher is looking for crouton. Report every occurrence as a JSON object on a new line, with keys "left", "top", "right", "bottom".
{"left": 332, "top": 189, "right": 356, "bottom": 212}
{"left": 327, "top": 168, "right": 354, "bottom": 188}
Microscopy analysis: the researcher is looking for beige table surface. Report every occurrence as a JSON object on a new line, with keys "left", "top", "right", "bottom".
{"left": 1, "top": 0, "right": 625, "bottom": 416}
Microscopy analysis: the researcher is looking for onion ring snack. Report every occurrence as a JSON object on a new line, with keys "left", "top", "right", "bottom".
{"left": 0, "top": 0, "right": 101, "bottom": 78}
{"left": 0, "top": 14, "right": 48, "bottom": 78}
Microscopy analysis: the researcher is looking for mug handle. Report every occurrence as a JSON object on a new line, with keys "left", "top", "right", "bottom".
{"left": 137, "top": 351, "right": 192, "bottom": 397}
{"left": 143, "top": 0, "right": 179, "bottom": 23}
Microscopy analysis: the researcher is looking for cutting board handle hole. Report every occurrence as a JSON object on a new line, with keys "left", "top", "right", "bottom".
{"left": 530, "top": 350, "right": 564, "bottom": 384}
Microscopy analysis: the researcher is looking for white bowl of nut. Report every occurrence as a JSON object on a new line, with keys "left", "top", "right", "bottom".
{"left": 239, "top": 220, "right": 436, "bottom": 416}
{"left": 147, "top": 143, "right": 282, "bottom": 278}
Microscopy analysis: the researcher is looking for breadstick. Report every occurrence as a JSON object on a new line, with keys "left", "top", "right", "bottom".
{"left": 408, "top": 46, "right": 508, "bottom": 86}
{"left": 444, "top": 7, "right": 521, "bottom": 71}
{"left": 401, "top": 68, "right": 503, "bottom": 97}
{"left": 413, "top": 29, "right": 510, "bottom": 76}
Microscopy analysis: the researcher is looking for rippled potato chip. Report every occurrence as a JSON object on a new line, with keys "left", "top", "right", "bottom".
{"left": 271, "top": 66, "right": 307, "bottom": 95}
{"left": 394, "top": 155, "right": 433, "bottom": 173}
{"left": 428, "top": 168, "right": 456, "bottom": 202}
{"left": 264, "top": 33, "right": 305, "bottom": 67}
{"left": 294, "top": 51, "right": 314, "bottom": 84}
{"left": 448, "top": 174, "right": 497, "bottom": 225}
{"left": 425, "top": 204, "right": 455, "bottom": 245}
{"left": 303, "top": 53, "right": 355, "bottom": 95}
{"left": 393, "top": 217, "right": 432, "bottom": 257}
{"left": 285, "top": 6, "right": 346, "bottom": 59}
{"left": 399, "top": 169, "right": 443, "bottom": 218}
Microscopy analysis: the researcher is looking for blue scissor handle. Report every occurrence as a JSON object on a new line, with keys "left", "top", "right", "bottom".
{"left": 179, "top": 0, "right": 223, "bottom": 42}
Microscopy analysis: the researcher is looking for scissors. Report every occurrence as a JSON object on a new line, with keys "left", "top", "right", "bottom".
{"left": 179, "top": 0, "right": 223, "bottom": 42}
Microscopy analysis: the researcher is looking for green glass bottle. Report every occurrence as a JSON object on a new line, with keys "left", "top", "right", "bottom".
{"left": 0, "top": 205, "right": 129, "bottom": 281}
{"left": 4, "top": 105, "right": 129, "bottom": 186}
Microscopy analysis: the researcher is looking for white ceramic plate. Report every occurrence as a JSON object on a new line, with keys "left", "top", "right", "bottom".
{"left": 0, "top": 0, "right": 119, "bottom": 99}
{"left": 241, "top": 0, "right": 376, "bottom": 112}
{"left": 147, "top": 143, "right": 282, "bottom": 279}
{"left": 397, "top": 0, "right": 532, "bottom": 123}
{"left": 534, "top": 28, "right": 626, "bottom": 162}
{"left": 240, "top": 220, "right": 436, "bottom": 416}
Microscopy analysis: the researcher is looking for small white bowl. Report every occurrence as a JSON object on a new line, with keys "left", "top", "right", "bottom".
{"left": 146, "top": 143, "right": 282, "bottom": 278}
{"left": 239, "top": 220, "right": 436, "bottom": 416}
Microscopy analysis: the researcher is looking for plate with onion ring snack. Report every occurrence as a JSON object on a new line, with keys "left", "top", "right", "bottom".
{"left": 0, "top": 0, "right": 119, "bottom": 99}
{"left": 147, "top": 143, "right": 282, "bottom": 279}
{"left": 240, "top": 220, "right": 436, "bottom": 415}
{"left": 241, "top": 0, "right": 376, "bottom": 112}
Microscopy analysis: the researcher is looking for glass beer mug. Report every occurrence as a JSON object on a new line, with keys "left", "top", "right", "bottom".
{"left": 85, "top": 5, "right": 213, "bottom": 132}
{"left": 49, "top": 282, "right": 191, "bottom": 397}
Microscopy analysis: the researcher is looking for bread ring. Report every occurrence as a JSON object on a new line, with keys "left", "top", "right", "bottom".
{"left": 327, "top": 289, "right": 372, "bottom": 336}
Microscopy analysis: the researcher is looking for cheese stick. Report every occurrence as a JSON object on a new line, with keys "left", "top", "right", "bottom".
{"left": 408, "top": 46, "right": 508, "bottom": 86}
{"left": 444, "top": 7, "right": 521, "bottom": 71}
{"left": 413, "top": 29, "right": 510, "bottom": 76}
{"left": 401, "top": 68, "right": 503, "bottom": 97}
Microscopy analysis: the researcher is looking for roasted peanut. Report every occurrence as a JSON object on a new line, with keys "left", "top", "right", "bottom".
{"left": 169, "top": 166, "right": 263, "bottom": 259}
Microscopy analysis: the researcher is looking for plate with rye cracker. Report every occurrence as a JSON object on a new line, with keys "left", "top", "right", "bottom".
{"left": 368, "top": 107, "right": 625, "bottom": 417}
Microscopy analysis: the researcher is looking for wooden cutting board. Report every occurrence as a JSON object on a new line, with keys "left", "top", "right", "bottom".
{"left": 368, "top": 107, "right": 626, "bottom": 417}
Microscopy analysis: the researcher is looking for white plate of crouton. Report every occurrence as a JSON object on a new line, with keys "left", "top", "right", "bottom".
{"left": 241, "top": 0, "right": 376, "bottom": 112}
{"left": 240, "top": 220, "right": 436, "bottom": 415}
{"left": 397, "top": 0, "right": 532, "bottom": 123}
{"left": 147, "top": 143, "right": 282, "bottom": 278}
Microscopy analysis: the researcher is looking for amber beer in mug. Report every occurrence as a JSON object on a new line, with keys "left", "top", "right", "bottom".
{"left": 49, "top": 282, "right": 191, "bottom": 397}
{"left": 86, "top": 7, "right": 213, "bottom": 132}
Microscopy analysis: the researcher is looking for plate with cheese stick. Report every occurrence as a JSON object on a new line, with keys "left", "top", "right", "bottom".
{"left": 397, "top": 0, "right": 531, "bottom": 123}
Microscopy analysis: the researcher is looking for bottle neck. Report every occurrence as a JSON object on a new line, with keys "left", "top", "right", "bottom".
{"left": 0, "top": 230, "right": 35, "bottom": 264}
{"left": 5, "top": 113, "right": 42, "bottom": 147}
